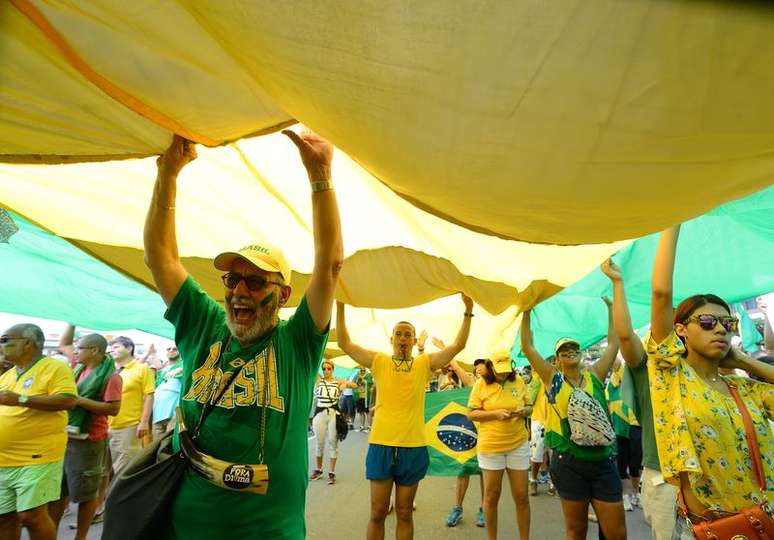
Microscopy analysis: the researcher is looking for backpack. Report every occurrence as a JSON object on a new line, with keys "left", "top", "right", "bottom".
{"left": 564, "top": 375, "right": 615, "bottom": 447}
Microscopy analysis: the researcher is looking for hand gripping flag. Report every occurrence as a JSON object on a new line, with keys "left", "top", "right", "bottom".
{"left": 424, "top": 387, "right": 480, "bottom": 476}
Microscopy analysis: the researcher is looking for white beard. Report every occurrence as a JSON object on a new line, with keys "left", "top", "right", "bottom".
{"left": 225, "top": 295, "right": 280, "bottom": 343}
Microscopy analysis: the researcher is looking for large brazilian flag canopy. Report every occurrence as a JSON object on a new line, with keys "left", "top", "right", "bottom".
{"left": 1, "top": 1, "right": 773, "bottom": 353}
{"left": 0, "top": 211, "right": 173, "bottom": 337}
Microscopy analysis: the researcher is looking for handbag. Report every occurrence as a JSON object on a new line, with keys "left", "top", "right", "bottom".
{"left": 335, "top": 410, "right": 349, "bottom": 441}
{"left": 102, "top": 349, "right": 248, "bottom": 540}
{"left": 678, "top": 382, "right": 774, "bottom": 540}
{"left": 554, "top": 373, "right": 615, "bottom": 447}
{"left": 101, "top": 429, "right": 186, "bottom": 540}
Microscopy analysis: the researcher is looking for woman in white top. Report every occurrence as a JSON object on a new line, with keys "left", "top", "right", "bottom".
{"left": 310, "top": 360, "right": 357, "bottom": 484}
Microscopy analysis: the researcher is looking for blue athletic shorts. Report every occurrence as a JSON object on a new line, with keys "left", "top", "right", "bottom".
{"left": 366, "top": 444, "right": 429, "bottom": 486}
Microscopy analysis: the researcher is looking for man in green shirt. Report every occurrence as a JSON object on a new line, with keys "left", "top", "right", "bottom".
{"left": 601, "top": 258, "right": 676, "bottom": 540}
{"left": 143, "top": 130, "right": 343, "bottom": 539}
{"left": 354, "top": 367, "right": 372, "bottom": 431}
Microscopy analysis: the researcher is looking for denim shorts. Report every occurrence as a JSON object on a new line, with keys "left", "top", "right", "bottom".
{"left": 366, "top": 444, "right": 429, "bottom": 486}
{"left": 549, "top": 451, "right": 622, "bottom": 502}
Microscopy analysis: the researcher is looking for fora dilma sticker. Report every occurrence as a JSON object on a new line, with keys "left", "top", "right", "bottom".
{"left": 223, "top": 464, "right": 254, "bottom": 489}
{"left": 22, "top": 377, "right": 33, "bottom": 389}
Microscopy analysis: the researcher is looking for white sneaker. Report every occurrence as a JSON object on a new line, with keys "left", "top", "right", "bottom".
{"left": 623, "top": 494, "right": 633, "bottom": 512}
{"left": 631, "top": 493, "right": 641, "bottom": 508}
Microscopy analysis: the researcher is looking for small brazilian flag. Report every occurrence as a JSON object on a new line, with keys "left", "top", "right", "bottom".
{"left": 424, "top": 387, "right": 480, "bottom": 476}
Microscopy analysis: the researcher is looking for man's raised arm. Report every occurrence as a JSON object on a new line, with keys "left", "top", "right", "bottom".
{"left": 336, "top": 302, "right": 377, "bottom": 368}
{"left": 283, "top": 130, "right": 344, "bottom": 333}
{"left": 143, "top": 135, "right": 196, "bottom": 306}
{"left": 429, "top": 294, "right": 474, "bottom": 370}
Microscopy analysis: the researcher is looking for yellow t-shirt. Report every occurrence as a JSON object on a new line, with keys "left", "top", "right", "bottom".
{"left": 109, "top": 360, "right": 155, "bottom": 429}
{"left": 647, "top": 331, "right": 774, "bottom": 514}
{"left": 0, "top": 356, "right": 77, "bottom": 466}
{"left": 530, "top": 379, "right": 548, "bottom": 425}
{"left": 369, "top": 352, "right": 432, "bottom": 447}
{"left": 468, "top": 376, "right": 529, "bottom": 454}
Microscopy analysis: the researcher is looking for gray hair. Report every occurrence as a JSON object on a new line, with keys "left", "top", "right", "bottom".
{"left": 12, "top": 324, "right": 45, "bottom": 351}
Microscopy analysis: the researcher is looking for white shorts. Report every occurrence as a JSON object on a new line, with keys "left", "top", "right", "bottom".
{"left": 530, "top": 421, "right": 546, "bottom": 463}
{"left": 478, "top": 442, "right": 530, "bottom": 471}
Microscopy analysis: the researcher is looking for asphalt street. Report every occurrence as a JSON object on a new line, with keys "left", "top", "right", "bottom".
{"left": 45, "top": 429, "right": 653, "bottom": 539}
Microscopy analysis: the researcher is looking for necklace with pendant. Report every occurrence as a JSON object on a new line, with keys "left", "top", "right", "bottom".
{"left": 391, "top": 355, "right": 413, "bottom": 371}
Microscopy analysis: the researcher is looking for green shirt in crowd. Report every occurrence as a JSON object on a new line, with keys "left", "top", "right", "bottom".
{"left": 155, "top": 362, "right": 183, "bottom": 388}
{"left": 627, "top": 355, "right": 660, "bottom": 471}
{"left": 164, "top": 276, "right": 328, "bottom": 539}
{"left": 354, "top": 370, "right": 373, "bottom": 402}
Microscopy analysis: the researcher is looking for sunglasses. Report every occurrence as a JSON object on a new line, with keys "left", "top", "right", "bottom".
{"left": 0, "top": 336, "right": 26, "bottom": 345}
{"left": 322, "top": 366, "right": 333, "bottom": 371}
{"left": 221, "top": 272, "right": 283, "bottom": 292}
{"left": 558, "top": 350, "right": 580, "bottom": 359}
{"left": 684, "top": 314, "right": 739, "bottom": 333}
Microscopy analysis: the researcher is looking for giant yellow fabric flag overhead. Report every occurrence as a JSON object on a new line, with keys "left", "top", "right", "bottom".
{"left": 0, "top": 132, "right": 625, "bottom": 316}
{"left": 3, "top": 0, "right": 773, "bottom": 244}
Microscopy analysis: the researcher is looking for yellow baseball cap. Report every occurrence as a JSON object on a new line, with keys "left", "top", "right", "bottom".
{"left": 554, "top": 337, "right": 580, "bottom": 354}
{"left": 491, "top": 351, "right": 515, "bottom": 374}
{"left": 213, "top": 243, "right": 291, "bottom": 285}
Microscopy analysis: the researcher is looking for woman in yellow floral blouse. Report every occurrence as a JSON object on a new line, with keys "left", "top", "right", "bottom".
{"left": 649, "top": 225, "right": 774, "bottom": 534}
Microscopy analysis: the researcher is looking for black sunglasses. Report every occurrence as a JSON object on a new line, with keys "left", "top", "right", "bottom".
{"left": 684, "top": 314, "right": 738, "bottom": 333}
{"left": 221, "top": 272, "right": 283, "bottom": 292}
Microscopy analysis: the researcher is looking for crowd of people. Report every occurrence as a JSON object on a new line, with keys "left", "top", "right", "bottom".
{"left": 0, "top": 131, "right": 772, "bottom": 540}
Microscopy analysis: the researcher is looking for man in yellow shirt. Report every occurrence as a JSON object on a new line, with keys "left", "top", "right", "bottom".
{"left": 107, "top": 336, "right": 154, "bottom": 477}
{"left": 336, "top": 295, "right": 474, "bottom": 540}
{"left": 0, "top": 324, "right": 77, "bottom": 540}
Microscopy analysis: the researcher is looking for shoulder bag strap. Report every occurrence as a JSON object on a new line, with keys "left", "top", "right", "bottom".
{"left": 192, "top": 360, "right": 248, "bottom": 439}
{"left": 321, "top": 379, "right": 338, "bottom": 407}
{"left": 728, "top": 382, "right": 767, "bottom": 490}
{"left": 678, "top": 381, "right": 767, "bottom": 521}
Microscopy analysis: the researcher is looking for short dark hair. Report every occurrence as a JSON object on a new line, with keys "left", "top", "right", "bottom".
{"left": 81, "top": 334, "right": 108, "bottom": 355}
{"left": 393, "top": 321, "right": 416, "bottom": 335}
{"left": 674, "top": 294, "right": 731, "bottom": 324}
{"left": 674, "top": 294, "right": 732, "bottom": 352}
{"left": 110, "top": 336, "right": 135, "bottom": 356}
{"left": 473, "top": 358, "right": 487, "bottom": 367}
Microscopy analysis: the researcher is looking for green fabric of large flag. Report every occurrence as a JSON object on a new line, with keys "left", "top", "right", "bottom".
{"left": 737, "top": 303, "right": 763, "bottom": 353}
{"left": 424, "top": 388, "right": 480, "bottom": 476}
{"left": 513, "top": 186, "right": 774, "bottom": 359}
{"left": 0, "top": 211, "right": 173, "bottom": 337}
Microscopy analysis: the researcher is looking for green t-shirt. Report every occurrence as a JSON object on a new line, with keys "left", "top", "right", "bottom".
{"left": 353, "top": 371, "right": 373, "bottom": 402}
{"left": 155, "top": 362, "right": 183, "bottom": 388}
{"left": 628, "top": 355, "right": 660, "bottom": 471}
{"left": 164, "top": 276, "right": 328, "bottom": 539}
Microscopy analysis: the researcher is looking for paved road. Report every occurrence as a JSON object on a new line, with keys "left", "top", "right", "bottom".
{"left": 47, "top": 429, "right": 653, "bottom": 539}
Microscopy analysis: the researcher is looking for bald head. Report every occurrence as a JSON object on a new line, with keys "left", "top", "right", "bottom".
{"left": 79, "top": 334, "right": 107, "bottom": 355}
